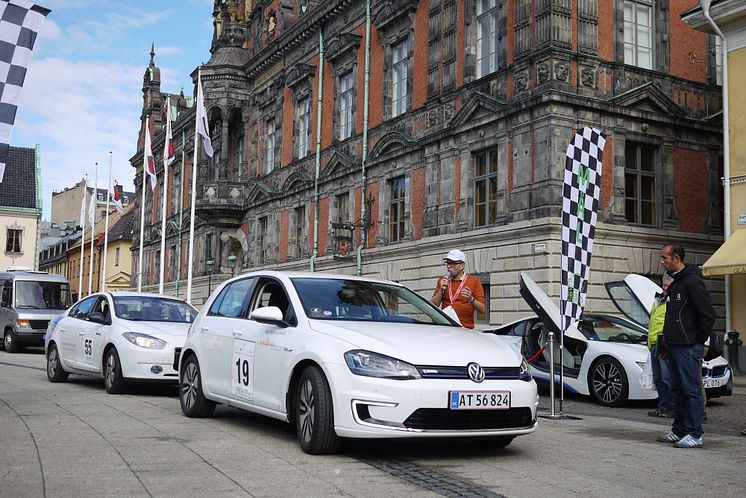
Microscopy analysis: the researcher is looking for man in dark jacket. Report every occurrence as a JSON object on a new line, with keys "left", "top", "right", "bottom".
{"left": 655, "top": 243, "right": 715, "bottom": 449}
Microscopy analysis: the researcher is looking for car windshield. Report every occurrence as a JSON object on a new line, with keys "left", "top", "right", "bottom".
{"left": 112, "top": 296, "right": 198, "bottom": 323}
{"left": 578, "top": 315, "right": 647, "bottom": 343}
{"left": 291, "top": 278, "right": 455, "bottom": 325}
{"left": 14, "top": 281, "right": 72, "bottom": 310}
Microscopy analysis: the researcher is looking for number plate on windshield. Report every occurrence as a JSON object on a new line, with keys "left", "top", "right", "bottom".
{"left": 449, "top": 391, "right": 511, "bottom": 410}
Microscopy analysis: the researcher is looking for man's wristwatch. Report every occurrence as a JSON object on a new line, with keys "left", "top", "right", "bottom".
{"left": 468, "top": 295, "right": 475, "bottom": 303}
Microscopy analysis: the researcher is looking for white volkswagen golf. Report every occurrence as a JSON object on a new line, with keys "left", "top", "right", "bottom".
{"left": 176, "top": 271, "right": 538, "bottom": 454}
{"left": 46, "top": 292, "right": 198, "bottom": 393}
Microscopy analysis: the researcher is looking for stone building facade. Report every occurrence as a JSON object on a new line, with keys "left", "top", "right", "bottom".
{"left": 131, "top": 0, "right": 726, "bottom": 328}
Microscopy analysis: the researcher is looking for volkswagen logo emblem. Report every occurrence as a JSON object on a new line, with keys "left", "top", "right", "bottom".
{"left": 467, "top": 362, "right": 485, "bottom": 383}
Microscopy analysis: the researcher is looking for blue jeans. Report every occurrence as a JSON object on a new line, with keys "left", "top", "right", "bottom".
{"left": 667, "top": 344, "right": 705, "bottom": 439}
{"left": 651, "top": 343, "right": 674, "bottom": 412}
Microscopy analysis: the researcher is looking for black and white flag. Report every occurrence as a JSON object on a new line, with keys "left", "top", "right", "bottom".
{"left": 560, "top": 127, "right": 606, "bottom": 334}
{"left": 0, "top": 0, "right": 50, "bottom": 182}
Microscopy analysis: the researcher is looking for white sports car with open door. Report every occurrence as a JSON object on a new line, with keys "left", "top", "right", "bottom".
{"left": 488, "top": 273, "right": 732, "bottom": 407}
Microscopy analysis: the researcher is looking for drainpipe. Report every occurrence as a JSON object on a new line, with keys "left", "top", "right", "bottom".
{"left": 701, "top": 0, "right": 732, "bottom": 333}
{"left": 356, "top": 0, "right": 371, "bottom": 276}
{"left": 311, "top": 29, "right": 325, "bottom": 272}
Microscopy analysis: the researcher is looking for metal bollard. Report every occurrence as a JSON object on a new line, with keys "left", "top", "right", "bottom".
{"left": 547, "top": 330, "right": 557, "bottom": 418}
{"left": 725, "top": 331, "right": 742, "bottom": 374}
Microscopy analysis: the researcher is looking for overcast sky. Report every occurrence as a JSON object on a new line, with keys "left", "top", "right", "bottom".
{"left": 11, "top": 0, "right": 214, "bottom": 220}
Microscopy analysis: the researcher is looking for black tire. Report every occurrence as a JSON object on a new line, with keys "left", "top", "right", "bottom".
{"left": 588, "top": 356, "right": 629, "bottom": 407}
{"left": 3, "top": 329, "right": 21, "bottom": 353}
{"left": 46, "top": 343, "right": 69, "bottom": 382}
{"left": 294, "top": 365, "right": 340, "bottom": 455}
{"left": 179, "top": 355, "right": 216, "bottom": 417}
{"left": 104, "top": 347, "right": 128, "bottom": 394}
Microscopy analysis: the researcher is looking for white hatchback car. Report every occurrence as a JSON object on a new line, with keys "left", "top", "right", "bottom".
{"left": 45, "top": 292, "right": 198, "bottom": 393}
{"left": 176, "top": 271, "right": 538, "bottom": 454}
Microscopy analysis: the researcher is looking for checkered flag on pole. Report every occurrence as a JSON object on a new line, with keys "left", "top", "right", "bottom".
{"left": 0, "top": 0, "right": 49, "bottom": 182}
{"left": 560, "top": 127, "right": 606, "bottom": 334}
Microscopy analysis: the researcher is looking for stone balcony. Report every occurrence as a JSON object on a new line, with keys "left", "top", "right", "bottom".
{"left": 195, "top": 180, "right": 246, "bottom": 228}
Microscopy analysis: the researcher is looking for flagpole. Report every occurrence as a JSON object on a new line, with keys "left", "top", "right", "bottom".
{"left": 101, "top": 151, "right": 112, "bottom": 292}
{"left": 138, "top": 117, "right": 149, "bottom": 292}
{"left": 159, "top": 96, "right": 171, "bottom": 295}
{"left": 88, "top": 162, "right": 98, "bottom": 295}
{"left": 175, "top": 130, "right": 185, "bottom": 298}
{"left": 186, "top": 121, "right": 200, "bottom": 305}
{"left": 78, "top": 176, "right": 87, "bottom": 300}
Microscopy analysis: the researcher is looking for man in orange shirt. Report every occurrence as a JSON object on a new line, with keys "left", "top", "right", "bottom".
{"left": 431, "top": 249, "right": 485, "bottom": 329}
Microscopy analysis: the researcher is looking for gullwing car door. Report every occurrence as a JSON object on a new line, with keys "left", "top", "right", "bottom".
{"left": 604, "top": 274, "right": 661, "bottom": 329}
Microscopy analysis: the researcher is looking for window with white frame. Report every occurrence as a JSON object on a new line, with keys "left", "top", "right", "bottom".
{"left": 392, "top": 40, "right": 409, "bottom": 117}
{"left": 258, "top": 217, "right": 268, "bottom": 264}
{"left": 715, "top": 36, "right": 723, "bottom": 86}
{"left": 339, "top": 71, "right": 354, "bottom": 140}
{"left": 623, "top": 1, "right": 653, "bottom": 70}
{"left": 294, "top": 206, "right": 305, "bottom": 258}
{"left": 336, "top": 192, "right": 349, "bottom": 224}
{"left": 5, "top": 228, "right": 21, "bottom": 253}
{"left": 474, "top": 148, "right": 499, "bottom": 226}
{"left": 115, "top": 247, "right": 120, "bottom": 266}
{"left": 265, "top": 119, "right": 275, "bottom": 174}
{"left": 624, "top": 141, "right": 657, "bottom": 226}
{"left": 476, "top": 0, "right": 499, "bottom": 78}
{"left": 389, "top": 176, "right": 406, "bottom": 242}
{"left": 297, "top": 98, "right": 310, "bottom": 158}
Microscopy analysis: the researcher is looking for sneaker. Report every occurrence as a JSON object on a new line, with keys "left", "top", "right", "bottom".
{"left": 673, "top": 434, "right": 703, "bottom": 448}
{"left": 656, "top": 432, "right": 681, "bottom": 443}
{"left": 648, "top": 409, "right": 667, "bottom": 417}
{"left": 664, "top": 410, "right": 676, "bottom": 419}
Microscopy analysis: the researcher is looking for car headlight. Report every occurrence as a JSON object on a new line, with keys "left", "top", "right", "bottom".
{"left": 16, "top": 319, "right": 32, "bottom": 329}
{"left": 344, "top": 350, "right": 421, "bottom": 380}
{"left": 122, "top": 332, "right": 167, "bottom": 349}
{"left": 519, "top": 357, "right": 532, "bottom": 381}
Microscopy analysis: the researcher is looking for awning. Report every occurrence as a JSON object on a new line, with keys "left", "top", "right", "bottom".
{"left": 701, "top": 230, "right": 746, "bottom": 276}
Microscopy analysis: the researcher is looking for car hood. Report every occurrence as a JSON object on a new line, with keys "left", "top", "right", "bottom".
{"left": 307, "top": 320, "right": 522, "bottom": 366}
{"left": 119, "top": 320, "right": 191, "bottom": 340}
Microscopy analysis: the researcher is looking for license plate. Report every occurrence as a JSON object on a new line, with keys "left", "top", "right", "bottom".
{"left": 449, "top": 391, "right": 511, "bottom": 410}
{"left": 703, "top": 377, "right": 722, "bottom": 388}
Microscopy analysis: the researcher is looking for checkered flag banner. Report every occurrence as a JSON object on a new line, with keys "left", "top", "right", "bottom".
{"left": 0, "top": 0, "right": 50, "bottom": 182}
{"left": 560, "top": 127, "right": 606, "bottom": 334}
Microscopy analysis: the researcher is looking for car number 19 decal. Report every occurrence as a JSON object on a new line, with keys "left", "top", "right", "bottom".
{"left": 231, "top": 339, "right": 256, "bottom": 402}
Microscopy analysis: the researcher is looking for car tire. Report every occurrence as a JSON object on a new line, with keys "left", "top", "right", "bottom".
{"left": 179, "top": 355, "right": 216, "bottom": 418}
{"left": 588, "top": 356, "right": 629, "bottom": 407}
{"left": 104, "top": 347, "right": 128, "bottom": 394}
{"left": 3, "top": 329, "right": 21, "bottom": 353}
{"left": 294, "top": 365, "right": 340, "bottom": 455}
{"left": 46, "top": 344, "right": 69, "bottom": 382}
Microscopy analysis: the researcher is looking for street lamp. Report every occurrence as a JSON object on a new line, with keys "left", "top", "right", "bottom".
{"left": 206, "top": 259, "right": 215, "bottom": 296}
{"left": 227, "top": 253, "right": 237, "bottom": 278}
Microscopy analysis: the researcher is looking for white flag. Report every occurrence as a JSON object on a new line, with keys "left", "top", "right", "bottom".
{"left": 144, "top": 123, "right": 157, "bottom": 191}
{"left": 163, "top": 97, "right": 175, "bottom": 167}
{"left": 88, "top": 184, "right": 96, "bottom": 226}
{"left": 79, "top": 178, "right": 88, "bottom": 227}
{"left": 113, "top": 183, "right": 124, "bottom": 213}
{"left": 195, "top": 73, "right": 214, "bottom": 158}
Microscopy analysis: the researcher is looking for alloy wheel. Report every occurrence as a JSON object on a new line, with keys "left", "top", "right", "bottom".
{"left": 298, "top": 378, "right": 315, "bottom": 443}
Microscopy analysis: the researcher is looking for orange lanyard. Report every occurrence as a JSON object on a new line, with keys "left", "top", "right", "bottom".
{"left": 448, "top": 275, "right": 468, "bottom": 304}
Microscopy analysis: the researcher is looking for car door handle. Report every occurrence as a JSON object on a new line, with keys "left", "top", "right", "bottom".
{"left": 232, "top": 329, "right": 244, "bottom": 337}
{"left": 200, "top": 326, "right": 210, "bottom": 333}
{"left": 95, "top": 332, "right": 101, "bottom": 336}
{"left": 78, "top": 332, "right": 84, "bottom": 336}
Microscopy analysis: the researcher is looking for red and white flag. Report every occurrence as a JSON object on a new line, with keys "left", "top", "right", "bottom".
{"left": 163, "top": 97, "right": 175, "bottom": 167}
{"left": 144, "top": 122, "right": 157, "bottom": 191}
{"left": 195, "top": 73, "right": 214, "bottom": 158}
{"left": 113, "top": 183, "right": 124, "bottom": 213}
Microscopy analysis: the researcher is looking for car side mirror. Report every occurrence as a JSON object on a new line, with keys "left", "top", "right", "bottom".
{"left": 250, "top": 306, "right": 287, "bottom": 327}
{"left": 88, "top": 311, "right": 111, "bottom": 326}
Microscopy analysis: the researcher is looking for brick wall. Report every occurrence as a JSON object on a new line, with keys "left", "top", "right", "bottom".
{"left": 674, "top": 147, "right": 709, "bottom": 233}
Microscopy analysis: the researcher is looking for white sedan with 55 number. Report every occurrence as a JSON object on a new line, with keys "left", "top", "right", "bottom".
{"left": 45, "top": 292, "right": 198, "bottom": 393}
{"left": 176, "top": 271, "right": 538, "bottom": 454}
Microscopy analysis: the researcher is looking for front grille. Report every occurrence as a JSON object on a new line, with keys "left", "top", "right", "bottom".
{"left": 404, "top": 407, "right": 533, "bottom": 430}
{"left": 417, "top": 365, "right": 522, "bottom": 380}
{"left": 29, "top": 320, "right": 49, "bottom": 330}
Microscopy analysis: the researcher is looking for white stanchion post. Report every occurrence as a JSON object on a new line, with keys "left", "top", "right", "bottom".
{"left": 548, "top": 330, "right": 557, "bottom": 418}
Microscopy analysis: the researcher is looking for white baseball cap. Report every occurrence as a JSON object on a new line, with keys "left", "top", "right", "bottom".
{"left": 443, "top": 249, "right": 466, "bottom": 263}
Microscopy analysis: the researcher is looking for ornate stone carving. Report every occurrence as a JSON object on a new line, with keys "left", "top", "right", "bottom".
{"left": 554, "top": 62, "right": 569, "bottom": 82}
{"left": 515, "top": 71, "right": 529, "bottom": 93}
{"left": 580, "top": 66, "right": 595, "bottom": 88}
{"left": 537, "top": 62, "right": 550, "bottom": 84}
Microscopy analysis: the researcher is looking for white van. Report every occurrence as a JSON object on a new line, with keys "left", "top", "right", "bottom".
{"left": 0, "top": 270, "right": 73, "bottom": 353}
